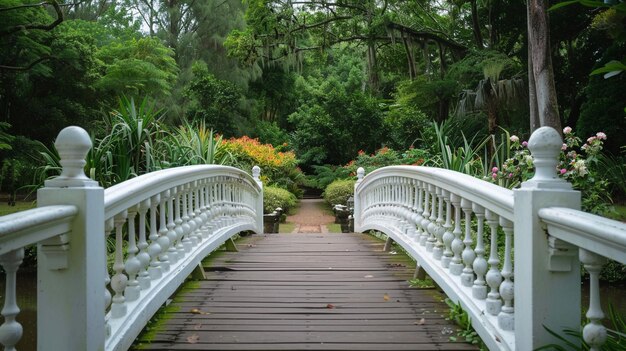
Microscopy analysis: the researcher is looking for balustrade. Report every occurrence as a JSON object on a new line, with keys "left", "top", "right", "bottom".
{"left": 1, "top": 125, "right": 625, "bottom": 351}
{"left": 0, "top": 126, "right": 263, "bottom": 351}
{"left": 353, "top": 126, "right": 626, "bottom": 350}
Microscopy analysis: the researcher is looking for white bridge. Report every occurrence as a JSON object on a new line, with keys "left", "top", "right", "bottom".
{"left": 0, "top": 126, "right": 624, "bottom": 350}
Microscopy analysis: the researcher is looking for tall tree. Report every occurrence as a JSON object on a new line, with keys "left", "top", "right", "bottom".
{"left": 527, "top": 0, "right": 562, "bottom": 132}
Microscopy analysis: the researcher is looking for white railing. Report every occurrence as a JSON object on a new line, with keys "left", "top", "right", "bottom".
{"left": 0, "top": 126, "right": 264, "bottom": 351}
{"left": 353, "top": 126, "right": 626, "bottom": 350}
{"left": 538, "top": 207, "right": 626, "bottom": 351}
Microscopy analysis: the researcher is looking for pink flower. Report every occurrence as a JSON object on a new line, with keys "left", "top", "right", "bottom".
{"left": 587, "top": 136, "right": 597, "bottom": 143}
{"left": 492, "top": 173, "right": 497, "bottom": 179}
{"left": 508, "top": 173, "right": 513, "bottom": 178}
{"left": 561, "top": 143, "right": 567, "bottom": 151}
{"left": 522, "top": 141, "right": 528, "bottom": 147}
{"left": 510, "top": 135, "right": 519, "bottom": 143}
{"left": 492, "top": 167, "right": 499, "bottom": 173}
{"left": 560, "top": 168, "right": 567, "bottom": 175}
{"left": 563, "top": 126, "right": 572, "bottom": 134}
{"left": 596, "top": 132, "right": 607, "bottom": 140}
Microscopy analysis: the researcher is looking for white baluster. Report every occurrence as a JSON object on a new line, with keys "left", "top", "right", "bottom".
{"left": 104, "top": 218, "right": 113, "bottom": 337}
{"left": 426, "top": 184, "right": 437, "bottom": 252}
{"left": 180, "top": 184, "right": 193, "bottom": 252}
{"left": 187, "top": 183, "right": 198, "bottom": 239}
{"left": 0, "top": 249, "right": 24, "bottom": 351}
{"left": 174, "top": 185, "right": 187, "bottom": 256}
{"left": 193, "top": 181, "right": 204, "bottom": 240}
{"left": 124, "top": 207, "right": 141, "bottom": 302}
{"left": 471, "top": 203, "right": 487, "bottom": 299}
{"left": 485, "top": 209, "right": 502, "bottom": 316}
{"left": 136, "top": 199, "right": 151, "bottom": 289}
{"left": 166, "top": 188, "right": 179, "bottom": 264}
{"left": 111, "top": 211, "right": 128, "bottom": 318}
{"left": 420, "top": 182, "right": 431, "bottom": 246}
{"left": 441, "top": 190, "right": 454, "bottom": 268}
{"left": 580, "top": 249, "right": 608, "bottom": 351}
{"left": 433, "top": 187, "right": 445, "bottom": 260}
{"left": 498, "top": 217, "right": 514, "bottom": 331}
{"left": 147, "top": 194, "right": 163, "bottom": 279}
{"left": 460, "top": 198, "right": 476, "bottom": 287}
{"left": 198, "top": 180, "right": 210, "bottom": 238}
{"left": 157, "top": 191, "right": 171, "bottom": 272}
{"left": 413, "top": 180, "right": 424, "bottom": 243}
{"left": 449, "top": 193, "right": 463, "bottom": 275}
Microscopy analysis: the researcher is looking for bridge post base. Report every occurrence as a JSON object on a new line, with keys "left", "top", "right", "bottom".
{"left": 383, "top": 237, "right": 394, "bottom": 252}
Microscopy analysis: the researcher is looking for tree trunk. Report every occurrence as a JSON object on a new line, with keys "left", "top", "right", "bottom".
{"left": 366, "top": 42, "right": 379, "bottom": 93}
{"left": 528, "top": 36, "right": 540, "bottom": 131}
{"left": 527, "top": 0, "right": 562, "bottom": 133}
{"left": 402, "top": 33, "right": 416, "bottom": 80}
{"left": 470, "top": 0, "right": 484, "bottom": 49}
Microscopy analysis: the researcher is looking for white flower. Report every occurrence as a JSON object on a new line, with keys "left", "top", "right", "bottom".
{"left": 573, "top": 159, "right": 588, "bottom": 176}
{"left": 510, "top": 135, "right": 519, "bottom": 143}
{"left": 596, "top": 132, "right": 607, "bottom": 140}
{"left": 563, "top": 126, "right": 572, "bottom": 134}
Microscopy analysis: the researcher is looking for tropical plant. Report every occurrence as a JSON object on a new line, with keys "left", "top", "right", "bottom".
{"left": 159, "top": 120, "right": 232, "bottom": 167}
{"left": 430, "top": 122, "right": 487, "bottom": 176}
{"left": 537, "top": 304, "right": 626, "bottom": 351}
{"left": 445, "top": 298, "right": 486, "bottom": 349}
{"left": 308, "top": 165, "right": 352, "bottom": 190}
{"left": 101, "top": 96, "right": 165, "bottom": 178}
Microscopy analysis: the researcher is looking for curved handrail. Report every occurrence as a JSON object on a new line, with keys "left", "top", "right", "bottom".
{"left": 102, "top": 164, "right": 264, "bottom": 351}
{"left": 353, "top": 165, "right": 516, "bottom": 350}
{"left": 105, "top": 165, "right": 261, "bottom": 220}
{"left": 539, "top": 207, "right": 626, "bottom": 264}
{"left": 355, "top": 166, "right": 514, "bottom": 220}
{"left": 0, "top": 205, "right": 77, "bottom": 255}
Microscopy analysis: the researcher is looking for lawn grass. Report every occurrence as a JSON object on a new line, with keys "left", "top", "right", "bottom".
{"left": 326, "top": 223, "right": 342, "bottom": 233}
{"left": 279, "top": 222, "right": 296, "bottom": 233}
{"left": 0, "top": 201, "right": 36, "bottom": 216}
{"left": 609, "top": 204, "right": 626, "bottom": 222}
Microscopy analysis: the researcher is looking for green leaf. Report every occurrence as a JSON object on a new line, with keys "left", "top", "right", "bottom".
{"left": 590, "top": 60, "right": 626, "bottom": 77}
{"left": 549, "top": 1, "right": 582, "bottom": 11}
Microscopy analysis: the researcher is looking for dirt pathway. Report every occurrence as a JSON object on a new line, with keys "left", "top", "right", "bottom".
{"left": 285, "top": 198, "right": 335, "bottom": 233}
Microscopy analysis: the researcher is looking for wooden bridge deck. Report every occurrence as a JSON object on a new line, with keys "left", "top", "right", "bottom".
{"left": 133, "top": 233, "right": 477, "bottom": 350}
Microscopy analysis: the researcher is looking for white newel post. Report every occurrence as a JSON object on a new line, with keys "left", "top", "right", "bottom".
{"left": 514, "top": 127, "right": 581, "bottom": 349}
{"left": 252, "top": 166, "right": 264, "bottom": 234}
{"left": 37, "top": 126, "right": 106, "bottom": 351}
{"left": 353, "top": 167, "right": 365, "bottom": 232}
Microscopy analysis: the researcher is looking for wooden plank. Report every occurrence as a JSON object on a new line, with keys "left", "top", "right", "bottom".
{"left": 132, "top": 233, "right": 477, "bottom": 351}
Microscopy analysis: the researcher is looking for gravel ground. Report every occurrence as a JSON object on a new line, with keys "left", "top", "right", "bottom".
{"left": 285, "top": 198, "right": 335, "bottom": 233}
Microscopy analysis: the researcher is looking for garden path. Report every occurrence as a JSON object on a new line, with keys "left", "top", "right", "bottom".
{"left": 285, "top": 199, "right": 335, "bottom": 233}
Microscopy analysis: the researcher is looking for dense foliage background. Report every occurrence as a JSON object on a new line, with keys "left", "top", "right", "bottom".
{"left": 0, "top": 0, "right": 624, "bottom": 212}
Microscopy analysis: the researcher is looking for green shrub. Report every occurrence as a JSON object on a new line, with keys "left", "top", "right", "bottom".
{"left": 324, "top": 179, "right": 356, "bottom": 207}
{"left": 263, "top": 186, "right": 297, "bottom": 214}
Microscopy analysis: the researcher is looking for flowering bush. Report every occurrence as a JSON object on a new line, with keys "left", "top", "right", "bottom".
{"left": 488, "top": 127, "right": 611, "bottom": 214}
{"left": 343, "top": 146, "right": 431, "bottom": 176}
{"left": 222, "top": 136, "right": 303, "bottom": 196}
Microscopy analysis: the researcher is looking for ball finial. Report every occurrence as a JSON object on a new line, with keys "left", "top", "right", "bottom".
{"left": 45, "top": 126, "right": 97, "bottom": 188}
{"left": 525, "top": 126, "right": 569, "bottom": 188}
{"left": 252, "top": 166, "right": 261, "bottom": 181}
{"left": 357, "top": 167, "right": 365, "bottom": 181}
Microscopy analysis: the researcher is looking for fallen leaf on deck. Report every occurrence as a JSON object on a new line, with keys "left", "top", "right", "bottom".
{"left": 415, "top": 318, "right": 426, "bottom": 325}
{"left": 187, "top": 334, "right": 200, "bottom": 343}
{"left": 193, "top": 324, "right": 202, "bottom": 330}
{"left": 326, "top": 304, "right": 335, "bottom": 309}
{"left": 364, "top": 274, "right": 374, "bottom": 278}
{"left": 383, "top": 293, "right": 390, "bottom": 301}
{"left": 190, "top": 308, "right": 210, "bottom": 315}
